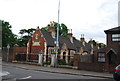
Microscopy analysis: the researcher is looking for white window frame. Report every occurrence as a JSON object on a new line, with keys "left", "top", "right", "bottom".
{"left": 112, "top": 34, "right": 120, "bottom": 42}
{"left": 98, "top": 53, "right": 105, "bottom": 62}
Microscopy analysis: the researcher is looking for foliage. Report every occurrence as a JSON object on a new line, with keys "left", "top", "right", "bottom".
{"left": 18, "top": 36, "right": 31, "bottom": 47}
{"left": 18, "top": 28, "right": 35, "bottom": 47}
{"left": 99, "top": 43, "right": 106, "bottom": 48}
{"left": 2, "top": 20, "right": 18, "bottom": 47}
{"left": 41, "top": 27, "right": 48, "bottom": 31}
{"left": 67, "top": 59, "right": 74, "bottom": 66}
{"left": 43, "top": 61, "right": 51, "bottom": 65}
{"left": 88, "top": 39, "right": 106, "bottom": 48}
{"left": 41, "top": 22, "right": 68, "bottom": 37}
{"left": 19, "top": 28, "right": 35, "bottom": 37}
{"left": 58, "top": 59, "right": 66, "bottom": 65}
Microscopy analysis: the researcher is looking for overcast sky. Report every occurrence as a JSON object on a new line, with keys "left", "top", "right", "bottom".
{"left": 0, "top": 0, "right": 119, "bottom": 44}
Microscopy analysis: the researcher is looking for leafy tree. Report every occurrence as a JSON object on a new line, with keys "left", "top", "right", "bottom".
{"left": 18, "top": 28, "right": 35, "bottom": 47}
{"left": 19, "top": 29, "right": 26, "bottom": 37}
{"left": 2, "top": 20, "right": 17, "bottom": 47}
{"left": 19, "top": 28, "right": 35, "bottom": 37}
{"left": 41, "top": 26, "right": 48, "bottom": 31}
{"left": 60, "top": 23, "right": 68, "bottom": 37}
{"left": 41, "top": 22, "right": 68, "bottom": 37}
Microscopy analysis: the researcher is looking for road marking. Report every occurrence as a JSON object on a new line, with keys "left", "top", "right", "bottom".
{"left": 0, "top": 71, "right": 10, "bottom": 76}
{"left": 19, "top": 76, "right": 32, "bottom": 79}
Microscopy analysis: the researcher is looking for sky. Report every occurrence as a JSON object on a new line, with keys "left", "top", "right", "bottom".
{"left": 0, "top": 0, "right": 119, "bottom": 44}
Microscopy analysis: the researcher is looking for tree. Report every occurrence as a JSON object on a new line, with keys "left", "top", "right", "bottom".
{"left": 60, "top": 23, "right": 68, "bottom": 37}
{"left": 41, "top": 22, "right": 68, "bottom": 37}
{"left": 19, "top": 28, "right": 35, "bottom": 37}
{"left": 88, "top": 39, "right": 106, "bottom": 48}
{"left": 2, "top": 20, "right": 17, "bottom": 47}
{"left": 19, "top": 29, "right": 26, "bottom": 37}
{"left": 18, "top": 28, "right": 35, "bottom": 47}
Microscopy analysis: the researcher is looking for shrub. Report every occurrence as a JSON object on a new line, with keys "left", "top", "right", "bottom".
{"left": 58, "top": 59, "right": 66, "bottom": 65}
{"left": 67, "top": 60, "right": 74, "bottom": 66}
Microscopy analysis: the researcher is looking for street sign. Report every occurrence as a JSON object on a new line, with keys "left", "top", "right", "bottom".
{"left": 7, "top": 44, "right": 10, "bottom": 62}
{"left": 7, "top": 44, "right": 10, "bottom": 49}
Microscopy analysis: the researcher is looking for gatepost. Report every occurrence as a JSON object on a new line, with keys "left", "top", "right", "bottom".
{"left": 51, "top": 53, "right": 56, "bottom": 67}
{"left": 38, "top": 51, "right": 43, "bottom": 65}
{"left": 73, "top": 53, "right": 80, "bottom": 69}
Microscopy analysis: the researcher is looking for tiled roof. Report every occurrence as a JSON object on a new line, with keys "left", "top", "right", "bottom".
{"left": 41, "top": 30, "right": 99, "bottom": 53}
{"left": 73, "top": 38, "right": 83, "bottom": 52}
{"left": 83, "top": 43, "right": 91, "bottom": 53}
{"left": 104, "top": 26, "right": 120, "bottom": 34}
{"left": 59, "top": 36, "right": 76, "bottom": 50}
{"left": 41, "top": 30, "right": 76, "bottom": 50}
{"left": 41, "top": 30, "right": 55, "bottom": 47}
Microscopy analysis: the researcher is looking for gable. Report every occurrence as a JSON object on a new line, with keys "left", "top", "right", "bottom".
{"left": 107, "top": 48, "right": 117, "bottom": 55}
{"left": 61, "top": 43, "right": 68, "bottom": 51}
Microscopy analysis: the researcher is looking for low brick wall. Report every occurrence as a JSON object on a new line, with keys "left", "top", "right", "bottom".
{"left": 78, "top": 62, "right": 105, "bottom": 72}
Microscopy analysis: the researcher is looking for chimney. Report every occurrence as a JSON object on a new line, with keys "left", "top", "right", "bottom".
{"left": 67, "top": 29, "right": 73, "bottom": 43}
{"left": 80, "top": 34, "right": 85, "bottom": 46}
{"left": 101, "top": 43, "right": 105, "bottom": 48}
{"left": 96, "top": 41, "right": 100, "bottom": 49}
{"left": 89, "top": 39, "right": 93, "bottom": 48}
{"left": 80, "top": 34, "right": 85, "bottom": 42}
{"left": 48, "top": 21, "right": 56, "bottom": 38}
{"left": 37, "top": 26, "right": 39, "bottom": 30}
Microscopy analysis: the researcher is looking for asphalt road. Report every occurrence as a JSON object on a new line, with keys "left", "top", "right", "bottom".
{"left": 2, "top": 66, "right": 115, "bottom": 81}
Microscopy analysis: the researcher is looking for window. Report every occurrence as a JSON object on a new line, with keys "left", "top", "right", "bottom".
{"left": 49, "top": 48, "right": 54, "bottom": 54}
{"left": 35, "top": 34, "right": 39, "bottom": 39}
{"left": 112, "top": 34, "right": 120, "bottom": 38}
{"left": 98, "top": 53, "right": 105, "bottom": 62}
{"left": 51, "top": 49, "right": 54, "bottom": 54}
{"left": 112, "top": 34, "right": 120, "bottom": 42}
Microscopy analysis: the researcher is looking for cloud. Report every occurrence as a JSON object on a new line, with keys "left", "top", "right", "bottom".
{"left": 0, "top": 0, "right": 118, "bottom": 44}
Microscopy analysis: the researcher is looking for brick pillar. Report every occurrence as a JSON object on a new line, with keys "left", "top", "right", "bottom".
{"left": 12, "top": 46, "right": 19, "bottom": 62}
{"left": 73, "top": 54, "right": 80, "bottom": 69}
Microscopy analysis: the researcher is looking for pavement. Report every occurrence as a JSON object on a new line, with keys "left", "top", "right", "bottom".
{"left": 2, "top": 61, "right": 113, "bottom": 79}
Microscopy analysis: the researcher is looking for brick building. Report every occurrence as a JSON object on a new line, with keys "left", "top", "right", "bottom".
{"left": 27, "top": 21, "right": 99, "bottom": 63}
{"left": 94, "top": 26, "right": 120, "bottom": 72}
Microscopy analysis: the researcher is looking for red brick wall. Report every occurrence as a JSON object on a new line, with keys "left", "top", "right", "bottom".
{"left": 107, "top": 34, "right": 120, "bottom": 64}
{"left": 28, "top": 29, "right": 45, "bottom": 54}
{"left": 107, "top": 34, "right": 119, "bottom": 52}
{"left": 73, "top": 54, "right": 80, "bottom": 67}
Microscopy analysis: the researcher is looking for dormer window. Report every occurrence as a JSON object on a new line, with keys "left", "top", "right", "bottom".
{"left": 112, "top": 34, "right": 120, "bottom": 41}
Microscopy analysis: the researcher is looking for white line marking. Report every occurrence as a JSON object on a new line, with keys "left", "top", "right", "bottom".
{"left": 21, "top": 67, "right": 26, "bottom": 68}
{"left": 0, "top": 71, "right": 10, "bottom": 76}
{"left": 19, "top": 76, "right": 32, "bottom": 79}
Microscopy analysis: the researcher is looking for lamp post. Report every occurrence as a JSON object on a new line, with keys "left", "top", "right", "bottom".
{"left": 55, "top": 0, "right": 60, "bottom": 67}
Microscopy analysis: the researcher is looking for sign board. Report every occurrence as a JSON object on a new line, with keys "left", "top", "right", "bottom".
{"left": 7, "top": 44, "right": 10, "bottom": 49}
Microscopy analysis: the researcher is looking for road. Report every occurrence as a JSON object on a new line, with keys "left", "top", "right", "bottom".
{"left": 2, "top": 65, "right": 115, "bottom": 81}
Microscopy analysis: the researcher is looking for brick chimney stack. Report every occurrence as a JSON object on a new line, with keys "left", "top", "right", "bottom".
{"left": 37, "top": 26, "right": 39, "bottom": 30}
{"left": 89, "top": 39, "right": 94, "bottom": 48}
{"left": 80, "top": 34, "right": 85, "bottom": 42}
{"left": 80, "top": 34, "right": 85, "bottom": 46}
{"left": 67, "top": 29, "right": 73, "bottom": 43}
{"left": 48, "top": 21, "right": 56, "bottom": 38}
{"left": 96, "top": 41, "right": 100, "bottom": 49}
